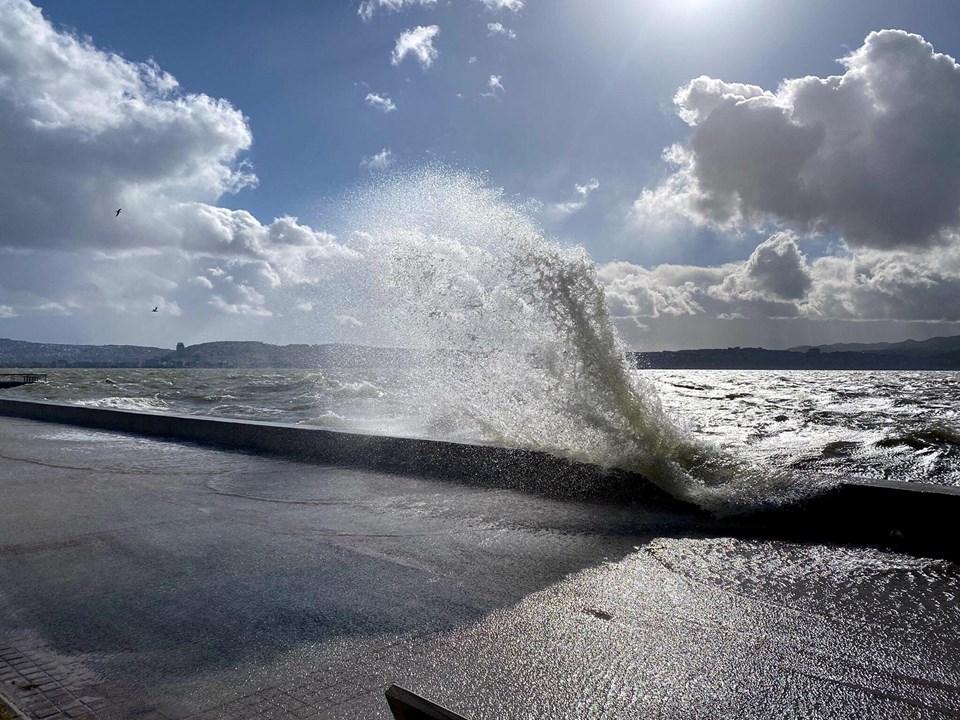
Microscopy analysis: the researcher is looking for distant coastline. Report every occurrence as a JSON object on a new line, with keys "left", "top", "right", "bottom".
{"left": 0, "top": 338, "right": 408, "bottom": 370}
{"left": 2, "top": 335, "right": 960, "bottom": 370}
{"left": 632, "top": 347, "right": 960, "bottom": 371}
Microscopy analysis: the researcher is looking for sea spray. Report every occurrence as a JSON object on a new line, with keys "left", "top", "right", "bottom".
{"left": 340, "top": 169, "right": 827, "bottom": 512}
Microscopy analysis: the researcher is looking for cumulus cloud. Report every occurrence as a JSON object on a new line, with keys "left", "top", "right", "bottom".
{"left": 358, "top": 0, "right": 436, "bottom": 22}
{"left": 713, "top": 232, "right": 812, "bottom": 303}
{"left": 804, "top": 249, "right": 960, "bottom": 322}
{"left": 391, "top": 25, "right": 440, "bottom": 69}
{"left": 209, "top": 295, "right": 272, "bottom": 317}
{"left": 553, "top": 178, "right": 599, "bottom": 214}
{"left": 0, "top": 0, "right": 356, "bottom": 337}
{"left": 364, "top": 92, "right": 396, "bottom": 112}
{"left": 190, "top": 276, "right": 214, "bottom": 290}
{"left": 487, "top": 22, "right": 516, "bottom": 39}
{"left": 335, "top": 314, "right": 364, "bottom": 327}
{"left": 638, "top": 30, "right": 960, "bottom": 250}
{"left": 600, "top": 262, "right": 709, "bottom": 319}
{"left": 602, "top": 230, "right": 960, "bottom": 327}
{"left": 478, "top": 0, "right": 523, "bottom": 11}
{"left": 360, "top": 148, "right": 395, "bottom": 171}
{"left": 487, "top": 74, "right": 504, "bottom": 92}
{"left": 0, "top": 0, "right": 252, "bottom": 251}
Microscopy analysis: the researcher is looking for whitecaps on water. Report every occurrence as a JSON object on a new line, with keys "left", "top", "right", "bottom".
{"left": 75, "top": 396, "right": 170, "bottom": 412}
{"left": 18, "top": 171, "right": 958, "bottom": 512}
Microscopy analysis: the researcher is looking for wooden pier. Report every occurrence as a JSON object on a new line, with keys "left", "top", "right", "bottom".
{"left": 0, "top": 373, "right": 46, "bottom": 389}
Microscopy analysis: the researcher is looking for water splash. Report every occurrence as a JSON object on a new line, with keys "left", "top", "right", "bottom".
{"left": 340, "top": 169, "right": 825, "bottom": 512}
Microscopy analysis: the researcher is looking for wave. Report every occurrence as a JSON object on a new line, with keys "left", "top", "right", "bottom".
{"left": 876, "top": 426, "right": 960, "bottom": 452}
{"left": 75, "top": 396, "right": 170, "bottom": 412}
{"left": 338, "top": 169, "right": 826, "bottom": 513}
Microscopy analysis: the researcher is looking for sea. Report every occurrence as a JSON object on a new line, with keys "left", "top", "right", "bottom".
{"left": 5, "top": 171, "right": 959, "bottom": 513}
{"left": 5, "top": 367, "right": 959, "bottom": 505}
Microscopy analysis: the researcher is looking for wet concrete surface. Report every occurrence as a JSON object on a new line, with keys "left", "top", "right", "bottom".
{"left": 0, "top": 416, "right": 958, "bottom": 719}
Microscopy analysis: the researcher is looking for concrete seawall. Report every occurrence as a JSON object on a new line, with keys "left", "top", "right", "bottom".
{"left": 0, "top": 397, "right": 677, "bottom": 505}
{"left": 0, "top": 397, "right": 957, "bottom": 560}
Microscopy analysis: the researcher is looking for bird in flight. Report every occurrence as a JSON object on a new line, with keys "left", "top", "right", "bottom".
{"left": 152, "top": 306, "right": 158, "bottom": 312}
{"left": 115, "top": 208, "right": 122, "bottom": 217}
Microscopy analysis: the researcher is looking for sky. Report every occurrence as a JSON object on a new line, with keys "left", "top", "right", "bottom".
{"left": 4, "top": 0, "right": 960, "bottom": 349}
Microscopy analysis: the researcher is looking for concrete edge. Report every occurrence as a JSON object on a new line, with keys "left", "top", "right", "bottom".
{"left": 0, "top": 398, "right": 957, "bottom": 561}
{"left": 0, "top": 397, "right": 681, "bottom": 507}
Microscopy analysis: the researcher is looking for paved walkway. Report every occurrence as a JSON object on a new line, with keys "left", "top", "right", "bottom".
{"left": 0, "top": 415, "right": 959, "bottom": 719}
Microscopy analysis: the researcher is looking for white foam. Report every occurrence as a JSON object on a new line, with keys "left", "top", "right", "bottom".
{"left": 339, "top": 169, "right": 825, "bottom": 512}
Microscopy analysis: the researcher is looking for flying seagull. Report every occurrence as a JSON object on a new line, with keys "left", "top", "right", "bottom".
{"left": 152, "top": 306, "right": 158, "bottom": 312}
{"left": 115, "top": 208, "right": 122, "bottom": 217}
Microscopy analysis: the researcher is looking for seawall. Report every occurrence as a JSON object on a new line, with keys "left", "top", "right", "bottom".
{"left": 0, "top": 397, "right": 956, "bottom": 560}
{"left": 0, "top": 397, "right": 677, "bottom": 505}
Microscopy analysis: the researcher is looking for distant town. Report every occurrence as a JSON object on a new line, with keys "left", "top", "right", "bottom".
{"left": 2, "top": 334, "right": 960, "bottom": 370}
{"left": 0, "top": 339, "right": 409, "bottom": 369}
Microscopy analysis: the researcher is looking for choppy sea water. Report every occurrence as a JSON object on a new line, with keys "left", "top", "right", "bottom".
{"left": 4, "top": 173, "right": 959, "bottom": 512}
{"left": 4, "top": 367, "right": 959, "bottom": 492}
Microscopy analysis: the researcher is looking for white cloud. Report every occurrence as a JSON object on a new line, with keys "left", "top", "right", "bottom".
{"left": 150, "top": 296, "right": 183, "bottom": 317}
{"left": 0, "top": 0, "right": 356, "bottom": 333}
{"left": 468, "top": 56, "right": 478, "bottom": 64}
{"left": 487, "top": 22, "right": 516, "bottom": 39}
{"left": 209, "top": 295, "right": 272, "bottom": 317}
{"left": 601, "top": 231, "right": 960, "bottom": 325}
{"left": 576, "top": 178, "right": 600, "bottom": 198}
{"left": 358, "top": 0, "right": 436, "bottom": 21}
{"left": 391, "top": 25, "right": 440, "bottom": 69}
{"left": 360, "top": 148, "right": 395, "bottom": 171}
{"left": 482, "top": 74, "right": 504, "bottom": 99}
{"left": 712, "top": 232, "right": 813, "bottom": 303}
{"left": 189, "top": 276, "right": 214, "bottom": 289}
{"left": 335, "top": 314, "right": 364, "bottom": 327}
{"left": 639, "top": 30, "right": 960, "bottom": 251}
{"left": 804, "top": 248, "right": 960, "bottom": 322}
{"left": 0, "top": 306, "right": 17, "bottom": 319}
{"left": 553, "top": 178, "right": 599, "bottom": 214}
{"left": 364, "top": 92, "right": 396, "bottom": 112}
{"left": 601, "top": 262, "right": 707, "bottom": 319}
{"left": 478, "top": 0, "right": 523, "bottom": 11}
{"left": 0, "top": 0, "right": 255, "bottom": 252}
{"left": 237, "top": 284, "right": 266, "bottom": 306}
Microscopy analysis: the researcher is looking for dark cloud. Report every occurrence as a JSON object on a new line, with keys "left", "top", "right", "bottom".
{"left": 715, "top": 232, "right": 813, "bottom": 302}
{"left": 638, "top": 30, "right": 960, "bottom": 250}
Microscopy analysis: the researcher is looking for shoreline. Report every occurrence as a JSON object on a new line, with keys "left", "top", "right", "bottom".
{"left": 0, "top": 398, "right": 957, "bottom": 561}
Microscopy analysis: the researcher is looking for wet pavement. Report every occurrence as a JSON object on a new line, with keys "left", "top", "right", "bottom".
{"left": 0, "top": 415, "right": 958, "bottom": 719}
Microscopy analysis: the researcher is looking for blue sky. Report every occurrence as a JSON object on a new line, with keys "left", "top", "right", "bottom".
{"left": 5, "top": 0, "right": 960, "bottom": 349}
{"left": 35, "top": 0, "right": 959, "bottom": 262}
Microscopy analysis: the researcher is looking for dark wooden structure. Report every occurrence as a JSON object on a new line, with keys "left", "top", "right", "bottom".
{"left": 385, "top": 684, "right": 469, "bottom": 720}
{"left": 0, "top": 373, "right": 46, "bottom": 389}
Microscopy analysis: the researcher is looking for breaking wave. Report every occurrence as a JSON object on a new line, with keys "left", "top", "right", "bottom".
{"left": 338, "top": 169, "right": 828, "bottom": 512}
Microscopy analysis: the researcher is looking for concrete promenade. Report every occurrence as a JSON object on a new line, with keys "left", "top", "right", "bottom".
{"left": 1, "top": 414, "right": 959, "bottom": 718}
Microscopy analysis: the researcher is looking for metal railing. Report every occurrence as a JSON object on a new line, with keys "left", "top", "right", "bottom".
{"left": 0, "top": 373, "right": 47, "bottom": 384}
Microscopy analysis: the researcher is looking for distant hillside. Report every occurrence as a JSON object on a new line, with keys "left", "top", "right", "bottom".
{"left": 5, "top": 333, "right": 960, "bottom": 370}
{"left": 0, "top": 338, "right": 413, "bottom": 368}
{"left": 0, "top": 338, "right": 167, "bottom": 367}
{"left": 165, "top": 341, "right": 411, "bottom": 368}
{"left": 790, "top": 335, "right": 960, "bottom": 357}
{"left": 636, "top": 334, "right": 960, "bottom": 370}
